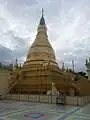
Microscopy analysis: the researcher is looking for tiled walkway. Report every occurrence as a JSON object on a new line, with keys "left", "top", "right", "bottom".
{"left": 0, "top": 100, "right": 90, "bottom": 120}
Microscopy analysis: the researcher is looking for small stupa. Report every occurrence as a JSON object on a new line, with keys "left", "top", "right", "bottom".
{"left": 47, "top": 82, "right": 59, "bottom": 95}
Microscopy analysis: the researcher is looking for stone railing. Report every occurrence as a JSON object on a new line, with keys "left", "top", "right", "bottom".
{"left": 66, "top": 96, "right": 90, "bottom": 106}
{"left": 6, "top": 94, "right": 57, "bottom": 104}
{"left": 5, "top": 94, "right": 90, "bottom": 106}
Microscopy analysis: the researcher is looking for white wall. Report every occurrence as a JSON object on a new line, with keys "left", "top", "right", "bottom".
{"left": 66, "top": 96, "right": 77, "bottom": 105}
{"left": 66, "top": 96, "right": 90, "bottom": 106}
{"left": 6, "top": 94, "right": 57, "bottom": 103}
{"left": 6, "top": 94, "right": 90, "bottom": 106}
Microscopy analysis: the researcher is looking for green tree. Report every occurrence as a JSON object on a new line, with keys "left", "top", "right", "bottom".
{"left": 77, "top": 71, "right": 87, "bottom": 79}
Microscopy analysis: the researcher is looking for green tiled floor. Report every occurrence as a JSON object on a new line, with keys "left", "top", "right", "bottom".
{"left": 0, "top": 100, "right": 89, "bottom": 120}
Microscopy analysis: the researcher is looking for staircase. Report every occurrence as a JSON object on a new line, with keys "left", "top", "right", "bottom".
{"left": 8, "top": 71, "right": 23, "bottom": 93}
{"left": 8, "top": 79, "right": 18, "bottom": 92}
{"left": 72, "top": 82, "right": 80, "bottom": 91}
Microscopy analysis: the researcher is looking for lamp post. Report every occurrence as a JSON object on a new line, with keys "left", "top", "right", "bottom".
{"left": 42, "top": 62, "right": 48, "bottom": 95}
{"left": 74, "top": 73, "right": 79, "bottom": 106}
{"left": 43, "top": 64, "right": 46, "bottom": 94}
{"left": 37, "top": 66, "right": 40, "bottom": 101}
{"left": 41, "top": 64, "right": 42, "bottom": 94}
{"left": 45, "top": 53, "right": 53, "bottom": 103}
{"left": 40, "top": 62, "right": 44, "bottom": 95}
{"left": 43, "top": 62, "right": 47, "bottom": 94}
{"left": 44, "top": 65, "right": 46, "bottom": 94}
{"left": 44, "top": 61, "right": 51, "bottom": 94}
{"left": 36, "top": 67, "right": 38, "bottom": 94}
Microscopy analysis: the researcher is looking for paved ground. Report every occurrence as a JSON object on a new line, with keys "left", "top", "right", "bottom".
{"left": 0, "top": 100, "right": 90, "bottom": 120}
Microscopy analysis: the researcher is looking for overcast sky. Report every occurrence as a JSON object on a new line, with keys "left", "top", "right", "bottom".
{"left": 0, "top": 0, "right": 90, "bottom": 72}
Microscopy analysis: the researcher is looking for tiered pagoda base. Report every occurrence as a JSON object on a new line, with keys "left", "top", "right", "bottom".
{"left": 10, "top": 64, "right": 64, "bottom": 94}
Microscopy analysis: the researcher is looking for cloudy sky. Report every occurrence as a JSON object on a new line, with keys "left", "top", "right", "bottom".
{"left": 0, "top": 0, "right": 90, "bottom": 72}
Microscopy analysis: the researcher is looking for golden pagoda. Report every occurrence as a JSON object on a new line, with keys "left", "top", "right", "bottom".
{"left": 10, "top": 9, "right": 64, "bottom": 94}
{"left": 9, "top": 9, "right": 90, "bottom": 97}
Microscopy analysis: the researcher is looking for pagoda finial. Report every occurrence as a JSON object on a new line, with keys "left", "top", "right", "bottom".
{"left": 42, "top": 8, "right": 44, "bottom": 16}
{"left": 39, "top": 8, "right": 45, "bottom": 25}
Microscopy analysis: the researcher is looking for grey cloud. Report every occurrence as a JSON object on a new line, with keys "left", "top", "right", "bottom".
{"left": 4, "top": 30, "right": 26, "bottom": 47}
{"left": 0, "top": 0, "right": 5, "bottom": 4}
{"left": 4, "top": 0, "right": 37, "bottom": 20}
{"left": 0, "top": 44, "right": 27, "bottom": 64}
{"left": 0, "top": 45, "right": 12, "bottom": 61}
{"left": 0, "top": 17, "right": 10, "bottom": 33}
{"left": 7, "top": 0, "right": 37, "bottom": 6}
{"left": 0, "top": 30, "right": 29, "bottom": 60}
{"left": 0, "top": 0, "right": 90, "bottom": 72}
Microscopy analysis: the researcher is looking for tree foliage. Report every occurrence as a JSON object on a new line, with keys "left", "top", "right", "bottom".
{"left": 77, "top": 71, "right": 88, "bottom": 79}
